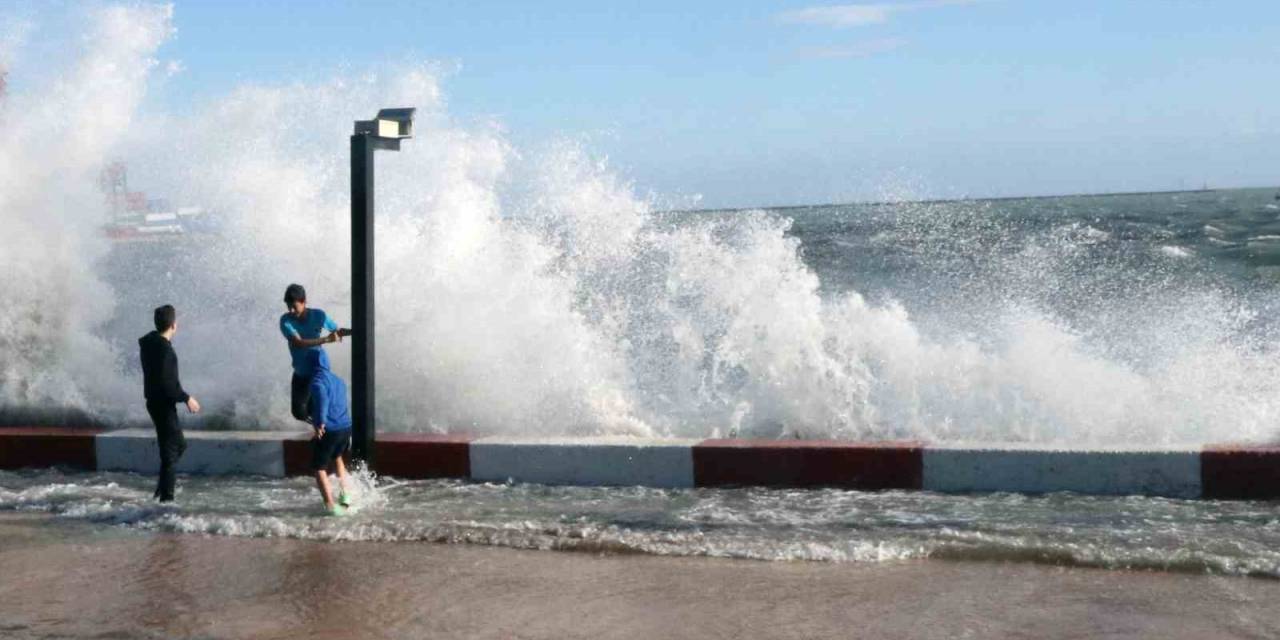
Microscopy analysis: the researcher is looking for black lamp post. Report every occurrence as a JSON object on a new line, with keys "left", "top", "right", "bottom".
{"left": 350, "top": 107, "right": 414, "bottom": 464}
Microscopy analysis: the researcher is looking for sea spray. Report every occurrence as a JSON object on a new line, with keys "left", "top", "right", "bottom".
{"left": 0, "top": 5, "right": 173, "bottom": 422}
{"left": 2, "top": 4, "right": 1280, "bottom": 444}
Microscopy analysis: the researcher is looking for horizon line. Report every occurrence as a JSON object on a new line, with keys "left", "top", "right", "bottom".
{"left": 671, "top": 184, "right": 1280, "bottom": 215}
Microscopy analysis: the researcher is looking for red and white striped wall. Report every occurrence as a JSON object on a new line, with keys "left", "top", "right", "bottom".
{"left": 2, "top": 427, "right": 1278, "bottom": 499}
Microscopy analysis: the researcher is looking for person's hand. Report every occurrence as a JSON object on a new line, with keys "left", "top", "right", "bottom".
{"left": 186, "top": 397, "right": 201, "bottom": 414}
{"left": 328, "top": 331, "right": 341, "bottom": 344}
{"left": 314, "top": 424, "right": 326, "bottom": 440}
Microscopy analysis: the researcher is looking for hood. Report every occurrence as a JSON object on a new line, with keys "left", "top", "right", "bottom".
{"left": 304, "top": 348, "right": 331, "bottom": 377}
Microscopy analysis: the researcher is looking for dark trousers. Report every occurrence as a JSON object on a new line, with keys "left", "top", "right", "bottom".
{"left": 146, "top": 401, "right": 187, "bottom": 501}
{"left": 291, "top": 373, "right": 312, "bottom": 422}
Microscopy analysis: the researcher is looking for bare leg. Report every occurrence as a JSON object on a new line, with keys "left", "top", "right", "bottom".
{"left": 314, "top": 469, "right": 335, "bottom": 509}
{"left": 334, "top": 456, "right": 352, "bottom": 497}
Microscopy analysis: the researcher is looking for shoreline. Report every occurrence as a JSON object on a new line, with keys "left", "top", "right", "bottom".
{"left": 2, "top": 512, "right": 1279, "bottom": 639}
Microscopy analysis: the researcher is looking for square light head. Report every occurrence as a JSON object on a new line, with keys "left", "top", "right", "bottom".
{"left": 354, "top": 107, "right": 416, "bottom": 140}
{"left": 374, "top": 107, "right": 415, "bottom": 139}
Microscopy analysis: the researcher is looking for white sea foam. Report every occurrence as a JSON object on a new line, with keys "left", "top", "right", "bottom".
{"left": 1, "top": 4, "right": 1280, "bottom": 445}
{"left": 7, "top": 469, "right": 1280, "bottom": 575}
{"left": 0, "top": 5, "right": 172, "bottom": 420}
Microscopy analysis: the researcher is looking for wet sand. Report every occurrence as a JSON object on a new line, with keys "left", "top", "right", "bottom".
{"left": 2, "top": 513, "right": 1279, "bottom": 639}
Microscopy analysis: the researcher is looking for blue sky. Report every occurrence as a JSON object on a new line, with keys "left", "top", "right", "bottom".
{"left": 32, "top": 1, "right": 1280, "bottom": 207}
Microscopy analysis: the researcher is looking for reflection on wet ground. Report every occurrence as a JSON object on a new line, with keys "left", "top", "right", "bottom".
{"left": 3, "top": 513, "right": 1280, "bottom": 639}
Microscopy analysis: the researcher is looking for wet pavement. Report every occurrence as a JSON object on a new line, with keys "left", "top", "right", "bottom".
{"left": 3, "top": 513, "right": 1280, "bottom": 639}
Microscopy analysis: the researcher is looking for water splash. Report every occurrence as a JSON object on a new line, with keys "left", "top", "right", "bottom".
{"left": 0, "top": 4, "right": 173, "bottom": 422}
{"left": 8, "top": 469, "right": 1280, "bottom": 577}
{"left": 1, "top": 3, "right": 1279, "bottom": 445}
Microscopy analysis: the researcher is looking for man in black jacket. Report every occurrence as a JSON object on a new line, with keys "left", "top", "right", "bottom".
{"left": 139, "top": 304, "right": 200, "bottom": 502}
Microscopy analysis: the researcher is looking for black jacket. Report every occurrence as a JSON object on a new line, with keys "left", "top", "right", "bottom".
{"left": 139, "top": 331, "right": 190, "bottom": 404}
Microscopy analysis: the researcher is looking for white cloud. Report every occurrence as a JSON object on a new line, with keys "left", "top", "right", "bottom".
{"left": 780, "top": 5, "right": 893, "bottom": 27}
{"left": 795, "top": 37, "right": 908, "bottom": 59}
{"left": 778, "top": 0, "right": 979, "bottom": 28}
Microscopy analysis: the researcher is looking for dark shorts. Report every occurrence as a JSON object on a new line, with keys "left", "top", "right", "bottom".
{"left": 311, "top": 428, "right": 351, "bottom": 472}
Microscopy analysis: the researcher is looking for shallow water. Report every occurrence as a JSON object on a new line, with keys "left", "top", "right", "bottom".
{"left": 5, "top": 468, "right": 1280, "bottom": 578}
{"left": 7, "top": 512, "right": 1280, "bottom": 640}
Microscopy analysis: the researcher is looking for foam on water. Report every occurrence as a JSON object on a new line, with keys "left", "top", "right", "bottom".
{"left": 6, "top": 469, "right": 1280, "bottom": 576}
{"left": 2, "top": 4, "right": 1280, "bottom": 445}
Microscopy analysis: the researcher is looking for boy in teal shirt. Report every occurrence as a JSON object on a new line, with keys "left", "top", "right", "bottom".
{"left": 279, "top": 283, "right": 350, "bottom": 423}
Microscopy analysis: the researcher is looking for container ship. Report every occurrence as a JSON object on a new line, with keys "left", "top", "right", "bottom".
{"left": 100, "top": 161, "right": 216, "bottom": 241}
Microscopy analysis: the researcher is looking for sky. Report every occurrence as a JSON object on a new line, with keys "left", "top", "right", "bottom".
{"left": 15, "top": 0, "right": 1280, "bottom": 208}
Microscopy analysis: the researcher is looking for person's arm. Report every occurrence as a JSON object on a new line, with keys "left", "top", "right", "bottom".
{"left": 289, "top": 334, "right": 339, "bottom": 348}
{"left": 309, "top": 381, "right": 329, "bottom": 435}
{"left": 164, "top": 347, "right": 201, "bottom": 413}
{"left": 322, "top": 313, "right": 350, "bottom": 341}
{"left": 162, "top": 347, "right": 190, "bottom": 404}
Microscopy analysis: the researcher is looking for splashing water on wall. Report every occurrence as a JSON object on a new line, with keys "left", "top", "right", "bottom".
{"left": 2, "top": 4, "right": 1279, "bottom": 446}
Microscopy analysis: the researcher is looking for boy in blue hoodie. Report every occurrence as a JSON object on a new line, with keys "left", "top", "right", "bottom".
{"left": 304, "top": 349, "right": 354, "bottom": 515}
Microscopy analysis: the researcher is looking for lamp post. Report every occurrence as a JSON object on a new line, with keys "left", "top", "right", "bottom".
{"left": 351, "top": 107, "right": 414, "bottom": 465}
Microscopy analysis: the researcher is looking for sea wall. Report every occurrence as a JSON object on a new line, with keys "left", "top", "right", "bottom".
{"left": 3, "top": 427, "right": 1277, "bottom": 499}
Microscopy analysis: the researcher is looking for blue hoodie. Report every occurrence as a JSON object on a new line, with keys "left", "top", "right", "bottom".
{"left": 306, "top": 349, "right": 352, "bottom": 431}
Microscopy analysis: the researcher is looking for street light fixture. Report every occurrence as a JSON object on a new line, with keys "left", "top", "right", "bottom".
{"left": 354, "top": 108, "right": 415, "bottom": 146}
{"left": 350, "top": 106, "right": 415, "bottom": 465}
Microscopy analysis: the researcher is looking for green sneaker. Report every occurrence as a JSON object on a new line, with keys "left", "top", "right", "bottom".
{"left": 328, "top": 504, "right": 349, "bottom": 517}
{"left": 338, "top": 492, "right": 353, "bottom": 508}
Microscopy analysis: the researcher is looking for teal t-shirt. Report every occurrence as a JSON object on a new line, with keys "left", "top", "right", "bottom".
{"left": 279, "top": 308, "right": 339, "bottom": 375}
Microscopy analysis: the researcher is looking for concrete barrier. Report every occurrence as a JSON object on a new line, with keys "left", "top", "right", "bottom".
{"left": 1201, "top": 445, "right": 1280, "bottom": 499}
{"left": 282, "top": 432, "right": 321, "bottom": 477}
{"left": 95, "top": 429, "right": 287, "bottom": 477}
{"left": 693, "top": 439, "right": 923, "bottom": 489}
{"left": 5, "top": 427, "right": 1280, "bottom": 499}
{"left": 375, "top": 433, "right": 473, "bottom": 479}
{"left": 470, "top": 436, "right": 698, "bottom": 488}
{"left": 0, "top": 427, "right": 101, "bottom": 470}
{"left": 922, "top": 445, "right": 1202, "bottom": 498}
